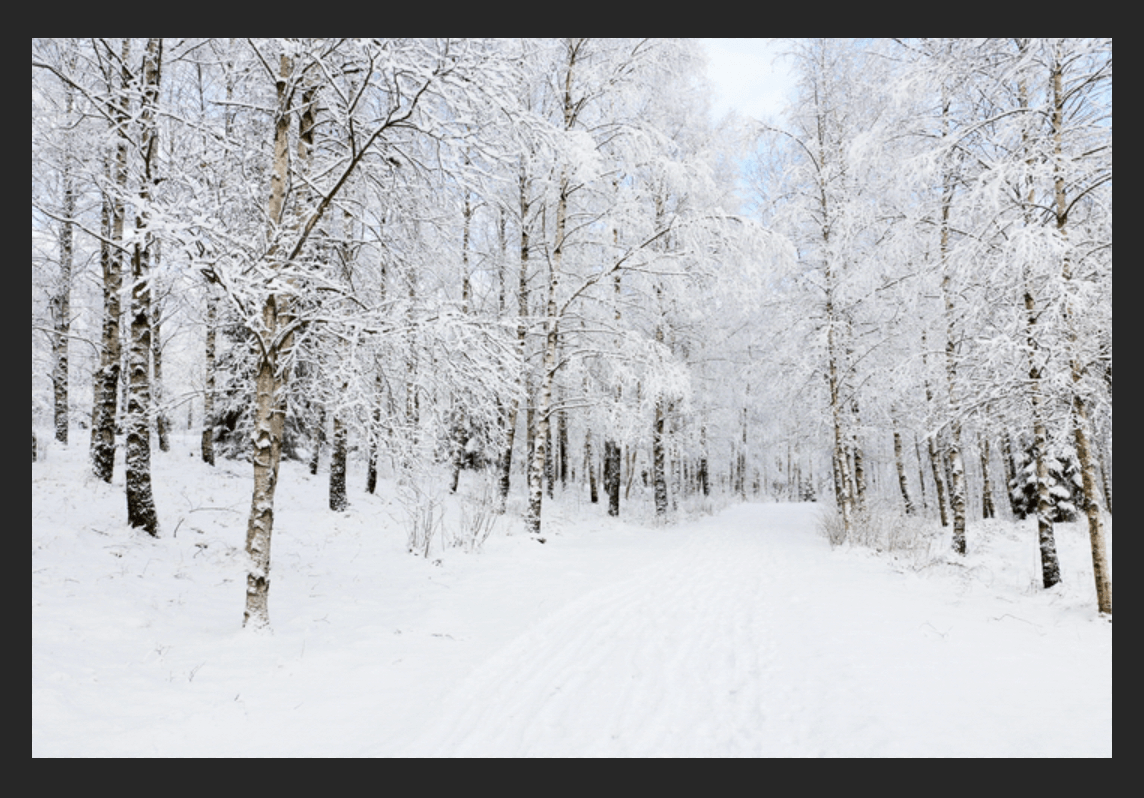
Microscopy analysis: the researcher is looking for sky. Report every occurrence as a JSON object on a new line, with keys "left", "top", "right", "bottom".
{"left": 698, "top": 39, "right": 795, "bottom": 124}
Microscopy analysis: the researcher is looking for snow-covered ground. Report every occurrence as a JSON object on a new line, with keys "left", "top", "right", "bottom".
{"left": 32, "top": 435, "right": 1111, "bottom": 757}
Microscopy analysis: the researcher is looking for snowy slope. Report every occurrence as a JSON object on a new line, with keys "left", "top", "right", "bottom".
{"left": 32, "top": 436, "right": 1111, "bottom": 757}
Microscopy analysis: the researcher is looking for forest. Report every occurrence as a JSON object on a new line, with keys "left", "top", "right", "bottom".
{"left": 32, "top": 36, "right": 1112, "bottom": 635}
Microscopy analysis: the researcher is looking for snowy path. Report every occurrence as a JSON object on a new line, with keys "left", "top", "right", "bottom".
{"left": 398, "top": 504, "right": 1110, "bottom": 757}
{"left": 33, "top": 451, "right": 1111, "bottom": 758}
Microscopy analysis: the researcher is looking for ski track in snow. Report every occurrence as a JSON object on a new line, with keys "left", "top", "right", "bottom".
{"left": 398, "top": 510, "right": 771, "bottom": 757}
{"left": 395, "top": 503, "right": 1110, "bottom": 758}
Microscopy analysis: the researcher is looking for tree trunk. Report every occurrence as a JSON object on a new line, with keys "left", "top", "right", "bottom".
{"left": 201, "top": 285, "right": 217, "bottom": 466}
{"left": 913, "top": 432, "right": 928, "bottom": 512}
{"left": 585, "top": 427, "right": 598, "bottom": 504}
{"left": 90, "top": 40, "right": 132, "bottom": 485}
{"left": 699, "top": 424, "right": 710, "bottom": 498}
{"left": 1099, "top": 447, "right": 1112, "bottom": 516}
{"left": 939, "top": 93, "right": 967, "bottom": 557}
{"left": 653, "top": 397, "right": 668, "bottom": 517}
{"left": 1051, "top": 46, "right": 1110, "bottom": 614}
{"left": 828, "top": 327, "right": 853, "bottom": 536}
{"left": 893, "top": 421, "right": 914, "bottom": 515}
{"left": 927, "top": 436, "right": 949, "bottom": 527}
{"left": 366, "top": 368, "right": 383, "bottom": 495}
{"left": 498, "top": 165, "right": 531, "bottom": 514}
{"left": 544, "top": 420, "right": 555, "bottom": 500}
{"left": 979, "top": 433, "right": 995, "bottom": 520}
{"left": 1009, "top": 40, "right": 1061, "bottom": 588}
{"left": 604, "top": 439, "right": 620, "bottom": 517}
{"left": 524, "top": 177, "right": 564, "bottom": 538}
{"left": 310, "top": 407, "right": 325, "bottom": 477}
{"left": 52, "top": 74, "right": 76, "bottom": 446}
{"left": 526, "top": 42, "right": 583, "bottom": 540}
{"left": 558, "top": 403, "right": 568, "bottom": 491}
{"left": 151, "top": 249, "right": 170, "bottom": 454}
{"left": 244, "top": 51, "right": 296, "bottom": 630}
{"left": 124, "top": 38, "right": 163, "bottom": 538}
{"left": 1001, "top": 433, "right": 1020, "bottom": 517}
{"left": 329, "top": 416, "right": 348, "bottom": 512}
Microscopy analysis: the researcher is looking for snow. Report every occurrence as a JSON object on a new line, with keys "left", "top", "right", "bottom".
{"left": 32, "top": 435, "right": 1111, "bottom": 757}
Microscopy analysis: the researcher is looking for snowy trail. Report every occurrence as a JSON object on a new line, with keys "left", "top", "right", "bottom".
{"left": 397, "top": 504, "right": 1110, "bottom": 758}
{"left": 33, "top": 446, "right": 1110, "bottom": 759}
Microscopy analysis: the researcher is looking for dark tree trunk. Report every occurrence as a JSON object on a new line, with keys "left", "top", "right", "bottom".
{"left": 329, "top": 416, "right": 347, "bottom": 512}
{"left": 151, "top": 264, "right": 170, "bottom": 454}
{"left": 201, "top": 287, "right": 217, "bottom": 466}
{"left": 979, "top": 433, "right": 995, "bottom": 520}
{"left": 653, "top": 398, "right": 668, "bottom": 517}
{"left": 585, "top": 428, "right": 598, "bottom": 504}
{"left": 558, "top": 407, "right": 568, "bottom": 491}
{"left": 549, "top": 416, "right": 558, "bottom": 498}
{"left": 310, "top": 407, "right": 325, "bottom": 477}
{"left": 604, "top": 439, "right": 620, "bottom": 517}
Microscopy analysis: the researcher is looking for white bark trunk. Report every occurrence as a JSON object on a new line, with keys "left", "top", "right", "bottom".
{"left": 124, "top": 37, "right": 163, "bottom": 538}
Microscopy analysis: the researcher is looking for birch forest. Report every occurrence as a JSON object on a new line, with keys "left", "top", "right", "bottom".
{"left": 32, "top": 38, "right": 1112, "bottom": 629}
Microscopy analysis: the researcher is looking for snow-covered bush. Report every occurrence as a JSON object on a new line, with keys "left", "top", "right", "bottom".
{"left": 447, "top": 482, "right": 499, "bottom": 554}
{"left": 398, "top": 483, "right": 444, "bottom": 559}
{"left": 820, "top": 501, "right": 940, "bottom": 565}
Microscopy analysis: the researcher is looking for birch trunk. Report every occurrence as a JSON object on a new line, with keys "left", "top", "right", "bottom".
{"left": 604, "top": 271, "right": 622, "bottom": 517}
{"left": 329, "top": 416, "right": 348, "bottom": 512}
{"left": 497, "top": 165, "right": 532, "bottom": 513}
{"left": 893, "top": 420, "right": 915, "bottom": 515}
{"left": 151, "top": 251, "right": 170, "bottom": 454}
{"left": 366, "top": 365, "right": 384, "bottom": 495}
{"left": 525, "top": 213, "right": 561, "bottom": 537}
{"left": 585, "top": 426, "right": 598, "bottom": 504}
{"left": 1099, "top": 447, "right": 1112, "bottom": 516}
{"left": 244, "top": 51, "right": 295, "bottom": 629}
{"left": 827, "top": 311, "right": 853, "bottom": 536}
{"left": 1051, "top": 45, "right": 1110, "bottom": 614}
{"left": 913, "top": 433, "right": 928, "bottom": 512}
{"left": 979, "top": 433, "right": 995, "bottom": 520}
{"left": 201, "top": 286, "right": 217, "bottom": 466}
{"left": 90, "top": 40, "right": 131, "bottom": 484}
{"left": 558, "top": 402, "right": 568, "bottom": 491}
{"left": 124, "top": 37, "right": 163, "bottom": 538}
{"left": 1001, "top": 433, "right": 1019, "bottom": 517}
{"left": 309, "top": 407, "right": 325, "bottom": 477}
{"left": 525, "top": 40, "right": 582, "bottom": 540}
{"left": 52, "top": 73, "right": 76, "bottom": 446}
{"left": 653, "top": 397, "right": 668, "bottom": 517}
{"left": 851, "top": 404, "right": 867, "bottom": 514}
{"left": 940, "top": 91, "right": 968, "bottom": 557}
{"left": 699, "top": 424, "right": 710, "bottom": 498}
{"left": 1015, "top": 43, "right": 1060, "bottom": 588}
{"left": 604, "top": 440, "right": 620, "bottom": 517}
